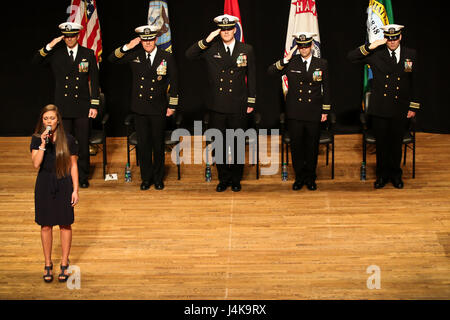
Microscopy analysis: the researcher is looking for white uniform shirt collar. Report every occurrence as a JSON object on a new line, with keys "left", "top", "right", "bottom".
{"left": 146, "top": 46, "right": 158, "bottom": 64}
{"left": 67, "top": 44, "right": 79, "bottom": 60}
{"left": 223, "top": 39, "right": 236, "bottom": 55}
{"left": 301, "top": 54, "right": 313, "bottom": 71}
{"left": 388, "top": 45, "right": 401, "bottom": 63}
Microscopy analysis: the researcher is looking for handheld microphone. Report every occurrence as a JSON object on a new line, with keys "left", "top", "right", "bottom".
{"left": 45, "top": 125, "right": 52, "bottom": 144}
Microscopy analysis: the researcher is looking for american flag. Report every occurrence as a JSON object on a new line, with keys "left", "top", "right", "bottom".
{"left": 68, "top": 0, "right": 102, "bottom": 63}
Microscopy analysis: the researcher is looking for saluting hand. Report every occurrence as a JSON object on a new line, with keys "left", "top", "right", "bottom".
{"left": 48, "top": 35, "right": 64, "bottom": 49}
{"left": 368, "top": 38, "right": 387, "bottom": 50}
{"left": 285, "top": 46, "right": 297, "bottom": 62}
{"left": 127, "top": 37, "right": 141, "bottom": 50}
{"left": 206, "top": 29, "right": 221, "bottom": 43}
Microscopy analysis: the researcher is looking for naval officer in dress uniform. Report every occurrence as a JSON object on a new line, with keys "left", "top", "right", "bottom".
{"left": 185, "top": 14, "right": 257, "bottom": 192}
{"left": 33, "top": 22, "right": 100, "bottom": 189}
{"left": 268, "top": 32, "right": 331, "bottom": 191}
{"left": 108, "top": 25, "right": 179, "bottom": 190}
{"left": 348, "top": 24, "right": 420, "bottom": 189}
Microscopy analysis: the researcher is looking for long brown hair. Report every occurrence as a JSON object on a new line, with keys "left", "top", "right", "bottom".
{"left": 34, "top": 105, "right": 72, "bottom": 178}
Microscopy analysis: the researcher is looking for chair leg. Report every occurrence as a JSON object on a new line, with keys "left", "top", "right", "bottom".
{"left": 331, "top": 140, "right": 335, "bottom": 180}
{"left": 412, "top": 141, "right": 416, "bottom": 179}
{"left": 362, "top": 136, "right": 367, "bottom": 164}
{"left": 403, "top": 144, "right": 407, "bottom": 166}
{"left": 286, "top": 144, "right": 289, "bottom": 166}
{"left": 256, "top": 131, "right": 259, "bottom": 180}
{"left": 103, "top": 139, "right": 107, "bottom": 179}
{"left": 326, "top": 144, "right": 329, "bottom": 166}
{"left": 135, "top": 146, "right": 139, "bottom": 166}
{"left": 127, "top": 140, "right": 131, "bottom": 166}
{"left": 176, "top": 141, "right": 181, "bottom": 180}
{"left": 281, "top": 135, "right": 284, "bottom": 175}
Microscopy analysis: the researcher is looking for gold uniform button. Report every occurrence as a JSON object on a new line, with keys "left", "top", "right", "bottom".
{"left": 141, "top": 77, "right": 145, "bottom": 80}
{"left": 396, "top": 87, "right": 399, "bottom": 90}
{"left": 139, "top": 94, "right": 142, "bottom": 97}
{"left": 65, "top": 85, "right": 68, "bottom": 88}
{"left": 219, "top": 88, "right": 223, "bottom": 91}
{"left": 75, "top": 86, "right": 78, "bottom": 89}
{"left": 299, "top": 90, "right": 303, "bottom": 93}
{"left": 229, "top": 89, "right": 232, "bottom": 92}
{"left": 221, "top": 70, "right": 225, "bottom": 73}
{"left": 308, "top": 90, "right": 311, "bottom": 93}
{"left": 395, "top": 96, "right": 398, "bottom": 99}
{"left": 398, "top": 77, "right": 401, "bottom": 80}
{"left": 383, "top": 93, "right": 387, "bottom": 97}
{"left": 65, "top": 76, "right": 69, "bottom": 80}
{"left": 229, "top": 80, "right": 233, "bottom": 83}
{"left": 75, "top": 94, "right": 78, "bottom": 98}
{"left": 149, "top": 96, "right": 153, "bottom": 99}
{"left": 386, "top": 75, "right": 389, "bottom": 78}
{"left": 385, "top": 84, "right": 388, "bottom": 88}
{"left": 140, "top": 85, "right": 143, "bottom": 89}
{"left": 300, "top": 82, "right": 303, "bottom": 85}
{"left": 151, "top": 88, "right": 154, "bottom": 91}
{"left": 309, "top": 83, "right": 312, "bottom": 86}
{"left": 220, "top": 78, "right": 223, "bottom": 82}
{"left": 230, "top": 70, "right": 234, "bottom": 74}
{"left": 308, "top": 99, "right": 311, "bottom": 102}
{"left": 64, "top": 93, "right": 68, "bottom": 97}
{"left": 76, "top": 77, "right": 79, "bottom": 81}
{"left": 152, "top": 79, "right": 155, "bottom": 83}
{"left": 299, "top": 98, "right": 302, "bottom": 102}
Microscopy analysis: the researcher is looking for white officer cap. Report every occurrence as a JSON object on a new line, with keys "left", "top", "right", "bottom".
{"left": 380, "top": 24, "right": 404, "bottom": 40}
{"left": 292, "top": 32, "right": 317, "bottom": 47}
{"left": 135, "top": 25, "right": 159, "bottom": 40}
{"left": 214, "top": 14, "right": 239, "bottom": 30}
{"left": 58, "top": 22, "right": 83, "bottom": 36}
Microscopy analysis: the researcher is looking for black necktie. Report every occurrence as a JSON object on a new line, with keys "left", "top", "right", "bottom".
{"left": 391, "top": 51, "right": 397, "bottom": 64}
{"left": 303, "top": 60, "right": 308, "bottom": 71}
{"left": 226, "top": 46, "right": 231, "bottom": 57}
{"left": 69, "top": 50, "right": 74, "bottom": 63}
{"left": 146, "top": 53, "right": 151, "bottom": 65}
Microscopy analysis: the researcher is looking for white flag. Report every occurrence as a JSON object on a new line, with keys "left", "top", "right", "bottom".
{"left": 283, "top": 0, "right": 321, "bottom": 93}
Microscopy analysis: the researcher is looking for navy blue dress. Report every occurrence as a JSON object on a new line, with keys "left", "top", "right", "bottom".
{"left": 30, "top": 134, "right": 78, "bottom": 226}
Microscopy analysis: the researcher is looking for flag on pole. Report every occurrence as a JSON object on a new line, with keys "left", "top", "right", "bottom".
{"left": 68, "top": 0, "right": 102, "bottom": 63}
{"left": 148, "top": 0, "right": 172, "bottom": 52}
{"left": 363, "top": 0, "right": 394, "bottom": 104}
{"left": 224, "top": 0, "right": 244, "bottom": 42}
{"left": 282, "top": 0, "right": 321, "bottom": 94}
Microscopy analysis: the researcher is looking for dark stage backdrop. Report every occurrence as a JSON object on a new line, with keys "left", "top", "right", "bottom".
{"left": 1, "top": 0, "right": 448, "bottom": 136}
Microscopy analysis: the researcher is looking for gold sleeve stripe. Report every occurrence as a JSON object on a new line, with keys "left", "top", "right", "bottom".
{"left": 322, "top": 105, "right": 331, "bottom": 110}
{"left": 39, "top": 48, "right": 47, "bottom": 57}
{"left": 91, "top": 99, "right": 100, "bottom": 105}
{"left": 409, "top": 102, "right": 420, "bottom": 109}
{"left": 115, "top": 47, "right": 125, "bottom": 58}
{"left": 247, "top": 97, "right": 256, "bottom": 104}
{"left": 359, "top": 45, "right": 369, "bottom": 56}
{"left": 169, "top": 97, "right": 179, "bottom": 105}
{"left": 275, "top": 60, "right": 284, "bottom": 70}
{"left": 198, "top": 40, "right": 207, "bottom": 50}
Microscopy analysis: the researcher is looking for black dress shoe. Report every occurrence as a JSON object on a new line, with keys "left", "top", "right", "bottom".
{"left": 374, "top": 177, "right": 387, "bottom": 189}
{"left": 391, "top": 177, "right": 404, "bottom": 189}
{"left": 306, "top": 181, "right": 317, "bottom": 191}
{"left": 154, "top": 181, "right": 164, "bottom": 190}
{"left": 231, "top": 182, "right": 241, "bottom": 192}
{"left": 80, "top": 180, "right": 89, "bottom": 188}
{"left": 292, "top": 181, "right": 304, "bottom": 191}
{"left": 140, "top": 181, "right": 151, "bottom": 190}
{"left": 216, "top": 182, "right": 228, "bottom": 192}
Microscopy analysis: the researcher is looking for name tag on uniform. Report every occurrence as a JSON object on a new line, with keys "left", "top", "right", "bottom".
{"left": 312, "top": 69, "right": 322, "bottom": 82}
{"left": 78, "top": 60, "right": 89, "bottom": 73}
{"left": 290, "top": 70, "right": 302, "bottom": 73}
{"left": 214, "top": 53, "right": 222, "bottom": 59}
{"left": 157, "top": 59, "right": 167, "bottom": 75}
{"left": 236, "top": 53, "right": 247, "bottom": 67}
{"left": 404, "top": 59, "right": 413, "bottom": 72}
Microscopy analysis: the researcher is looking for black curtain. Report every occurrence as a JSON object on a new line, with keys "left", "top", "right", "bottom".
{"left": 1, "top": 0, "right": 448, "bottom": 136}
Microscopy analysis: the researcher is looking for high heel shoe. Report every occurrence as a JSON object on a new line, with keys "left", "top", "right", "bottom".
{"left": 43, "top": 263, "right": 53, "bottom": 283}
{"left": 58, "top": 260, "right": 70, "bottom": 282}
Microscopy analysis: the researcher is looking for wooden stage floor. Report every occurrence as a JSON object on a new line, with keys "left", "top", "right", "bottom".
{"left": 0, "top": 133, "right": 449, "bottom": 299}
